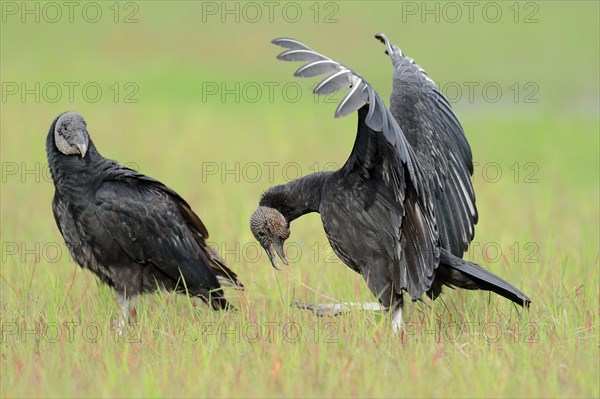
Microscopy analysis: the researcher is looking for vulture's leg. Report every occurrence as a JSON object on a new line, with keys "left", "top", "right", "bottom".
{"left": 391, "top": 306, "right": 403, "bottom": 333}
{"left": 116, "top": 293, "right": 131, "bottom": 334}
{"left": 291, "top": 301, "right": 386, "bottom": 317}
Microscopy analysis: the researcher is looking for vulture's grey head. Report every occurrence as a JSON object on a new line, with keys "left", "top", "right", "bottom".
{"left": 54, "top": 112, "right": 89, "bottom": 157}
{"left": 250, "top": 206, "right": 290, "bottom": 270}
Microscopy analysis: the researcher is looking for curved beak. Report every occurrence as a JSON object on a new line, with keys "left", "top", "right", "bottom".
{"left": 266, "top": 239, "right": 288, "bottom": 270}
{"left": 75, "top": 139, "right": 88, "bottom": 158}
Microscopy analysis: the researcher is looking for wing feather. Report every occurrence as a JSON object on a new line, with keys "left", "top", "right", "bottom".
{"left": 376, "top": 33, "right": 478, "bottom": 256}
{"left": 94, "top": 176, "right": 242, "bottom": 291}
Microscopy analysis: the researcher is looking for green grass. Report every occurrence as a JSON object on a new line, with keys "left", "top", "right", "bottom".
{"left": 1, "top": 1, "right": 598, "bottom": 398}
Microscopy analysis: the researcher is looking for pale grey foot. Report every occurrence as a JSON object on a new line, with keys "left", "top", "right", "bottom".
{"left": 291, "top": 301, "right": 386, "bottom": 317}
{"left": 293, "top": 301, "right": 404, "bottom": 333}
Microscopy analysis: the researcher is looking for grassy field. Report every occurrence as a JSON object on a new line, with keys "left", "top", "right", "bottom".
{"left": 1, "top": 1, "right": 598, "bottom": 397}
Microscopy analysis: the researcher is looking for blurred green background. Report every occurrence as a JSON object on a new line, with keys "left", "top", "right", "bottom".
{"left": 1, "top": 1, "right": 598, "bottom": 398}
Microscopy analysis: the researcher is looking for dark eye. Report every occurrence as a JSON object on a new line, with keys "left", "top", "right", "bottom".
{"left": 257, "top": 231, "right": 266, "bottom": 238}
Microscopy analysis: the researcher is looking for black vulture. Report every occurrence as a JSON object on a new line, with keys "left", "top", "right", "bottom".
{"left": 47, "top": 112, "right": 242, "bottom": 324}
{"left": 250, "top": 35, "right": 530, "bottom": 332}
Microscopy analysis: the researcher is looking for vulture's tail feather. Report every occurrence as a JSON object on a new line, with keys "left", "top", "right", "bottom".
{"left": 440, "top": 248, "right": 531, "bottom": 307}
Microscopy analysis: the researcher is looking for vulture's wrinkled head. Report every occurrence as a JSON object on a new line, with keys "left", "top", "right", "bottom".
{"left": 54, "top": 112, "right": 89, "bottom": 157}
{"left": 250, "top": 206, "right": 290, "bottom": 270}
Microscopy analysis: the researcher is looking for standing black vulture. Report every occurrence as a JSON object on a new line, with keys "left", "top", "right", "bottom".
{"left": 250, "top": 35, "right": 530, "bottom": 332}
{"left": 47, "top": 112, "right": 242, "bottom": 324}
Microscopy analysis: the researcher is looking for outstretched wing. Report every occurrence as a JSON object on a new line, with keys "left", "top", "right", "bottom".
{"left": 273, "top": 37, "right": 439, "bottom": 299}
{"left": 94, "top": 169, "right": 242, "bottom": 295}
{"left": 376, "top": 33, "right": 478, "bottom": 257}
{"left": 273, "top": 38, "right": 417, "bottom": 187}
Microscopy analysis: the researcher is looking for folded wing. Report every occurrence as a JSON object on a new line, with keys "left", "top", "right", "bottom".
{"left": 94, "top": 171, "right": 242, "bottom": 297}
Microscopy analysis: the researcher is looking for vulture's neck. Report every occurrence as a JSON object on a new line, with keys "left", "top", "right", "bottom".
{"left": 46, "top": 136, "right": 106, "bottom": 194}
{"left": 259, "top": 171, "right": 332, "bottom": 223}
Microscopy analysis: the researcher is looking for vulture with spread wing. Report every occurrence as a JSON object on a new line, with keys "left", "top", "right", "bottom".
{"left": 250, "top": 35, "right": 530, "bottom": 331}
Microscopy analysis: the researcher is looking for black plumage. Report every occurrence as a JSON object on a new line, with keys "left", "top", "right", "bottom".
{"left": 47, "top": 112, "right": 242, "bottom": 322}
{"left": 250, "top": 35, "right": 530, "bottom": 330}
